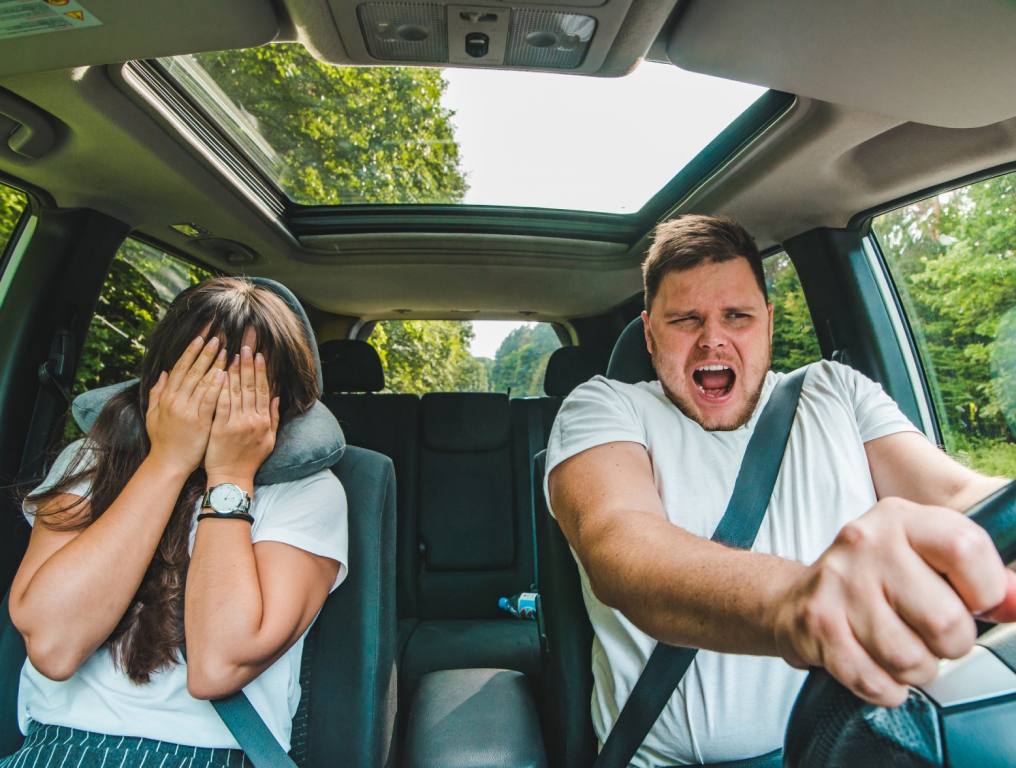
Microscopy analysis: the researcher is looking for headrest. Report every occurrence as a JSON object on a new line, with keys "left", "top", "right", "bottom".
{"left": 319, "top": 340, "right": 385, "bottom": 393}
{"left": 248, "top": 277, "right": 323, "bottom": 394}
{"left": 543, "top": 346, "right": 607, "bottom": 397}
{"left": 421, "top": 393, "right": 510, "bottom": 452}
{"left": 606, "top": 316, "right": 657, "bottom": 384}
{"left": 71, "top": 277, "right": 345, "bottom": 485}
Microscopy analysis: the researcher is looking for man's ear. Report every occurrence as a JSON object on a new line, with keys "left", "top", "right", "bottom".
{"left": 641, "top": 309, "right": 654, "bottom": 356}
{"left": 767, "top": 303, "right": 774, "bottom": 344}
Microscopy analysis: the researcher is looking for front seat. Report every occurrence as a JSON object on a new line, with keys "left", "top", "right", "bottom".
{"left": 0, "top": 279, "right": 398, "bottom": 768}
{"left": 536, "top": 316, "right": 654, "bottom": 768}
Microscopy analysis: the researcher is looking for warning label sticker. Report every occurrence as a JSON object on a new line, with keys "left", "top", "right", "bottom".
{"left": 0, "top": 0, "right": 102, "bottom": 41}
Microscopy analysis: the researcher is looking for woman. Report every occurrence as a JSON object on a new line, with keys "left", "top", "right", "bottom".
{"left": 2, "top": 278, "right": 347, "bottom": 767}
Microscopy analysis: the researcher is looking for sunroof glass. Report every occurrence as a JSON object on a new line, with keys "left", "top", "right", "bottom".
{"left": 158, "top": 43, "right": 766, "bottom": 213}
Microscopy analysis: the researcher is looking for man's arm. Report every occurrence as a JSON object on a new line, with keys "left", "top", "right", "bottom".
{"left": 550, "top": 438, "right": 1016, "bottom": 708}
{"left": 549, "top": 441, "right": 803, "bottom": 654}
{"left": 865, "top": 431, "right": 1009, "bottom": 511}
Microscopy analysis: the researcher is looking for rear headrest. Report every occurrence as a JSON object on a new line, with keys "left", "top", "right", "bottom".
{"left": 421, "top": 393, "right": 510, "bottom": 452}
{"left": 71, "top": 278, "right": 345, "bottom": 485}
{"left": 606, "top": 316, "right": 657, "bottom": 384}
{"left": 543, "top": 346, "right": 607, "bottom": 397}
{"left": 320, "top": 340, "right": 385, "bottom": 393}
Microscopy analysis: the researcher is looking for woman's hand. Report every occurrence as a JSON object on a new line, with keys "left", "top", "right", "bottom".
{"left": 146, "top": 335, "right": 227, "bottom": 476}
{"left": 204, "top": 345, "right": 281, "bottom": 488}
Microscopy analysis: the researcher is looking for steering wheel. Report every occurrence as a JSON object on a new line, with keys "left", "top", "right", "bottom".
{"left": 783, "top": 480, "right": 1016, "bottom": 768}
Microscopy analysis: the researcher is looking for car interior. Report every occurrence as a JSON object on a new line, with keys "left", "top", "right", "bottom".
{"left": 0, "top": 0, "right": 1015, "bottom": 766}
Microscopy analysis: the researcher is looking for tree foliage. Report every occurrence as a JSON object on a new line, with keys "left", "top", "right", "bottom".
{"left": 369, "top": 320, "right": 488, "bottom": 394}
{"left": 193, "top": 44, "right": 466, "bottom": 205}
{"left": 489, "top": 323, "right": 560, "bottom": 396}
{"left": 767, "top": 254, "right": 821, "bottom": 373}
{"left": 873, "top": 173, "right": 1016, "bottom": 473}
{"left": 0, "top": 184, "right": 26, "bottom": 243}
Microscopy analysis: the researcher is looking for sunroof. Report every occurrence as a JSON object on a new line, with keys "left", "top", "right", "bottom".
{"left": 157, "top": 44, "right": 765, "bottom": 214}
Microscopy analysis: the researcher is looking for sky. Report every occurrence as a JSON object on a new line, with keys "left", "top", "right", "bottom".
{"left": 470, "top": 320, "right": 527, "bottom": 358}
{"left": 441, "top": 61, "right": 765, "bottom": 213}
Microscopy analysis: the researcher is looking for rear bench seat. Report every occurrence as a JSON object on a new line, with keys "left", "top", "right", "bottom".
{"left": 318, "top": 339, "right": 606, "bottom": 702}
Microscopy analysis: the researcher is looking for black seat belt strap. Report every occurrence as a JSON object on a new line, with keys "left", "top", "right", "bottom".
{"left": 593, "top": 366, "right": 809, "bottom": 768}
{"left": 526, "top": 402, "right": 545, "bottom": 588}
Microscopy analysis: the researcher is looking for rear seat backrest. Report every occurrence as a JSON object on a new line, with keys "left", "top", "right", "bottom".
{"left": 319, "top": 340, "right": 421, "bottom": 618}
{"left": 417, "top": 392, "right": 531, "bottom": 618}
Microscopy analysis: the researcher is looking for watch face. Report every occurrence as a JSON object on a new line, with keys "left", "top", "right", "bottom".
{"left": 209, "top": 483, "right": 246, "bottom": 512}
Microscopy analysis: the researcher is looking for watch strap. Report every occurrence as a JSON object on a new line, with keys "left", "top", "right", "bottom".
{"left": 197, "top": 511, "right": 255, "bottom": 524}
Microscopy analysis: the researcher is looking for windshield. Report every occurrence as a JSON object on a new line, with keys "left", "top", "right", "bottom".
{"left": 157, "top": 44, "right": 765, "bottom": 213}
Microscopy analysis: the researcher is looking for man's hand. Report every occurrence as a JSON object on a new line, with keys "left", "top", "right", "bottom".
{"left": 204, "top": 345, "right": 280, "bottom": 488}
{"left": 772, "top": 497, "right": 1016, "bottom": 707}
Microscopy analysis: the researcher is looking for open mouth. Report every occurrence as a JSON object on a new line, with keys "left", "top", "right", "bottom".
{"left": 692, "top": 364, "right": 736, "bottom": 401}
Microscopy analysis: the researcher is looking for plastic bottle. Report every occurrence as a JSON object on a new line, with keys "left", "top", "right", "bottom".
{"left": 498, "top": 591, "right": 538, "bottom": 620}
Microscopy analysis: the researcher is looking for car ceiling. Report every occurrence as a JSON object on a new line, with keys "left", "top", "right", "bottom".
{"left": 0, "top": 0, "right": 1015, "bottom": 324}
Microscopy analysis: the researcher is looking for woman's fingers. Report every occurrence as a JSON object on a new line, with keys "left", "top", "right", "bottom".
{"left": 147, "top": 371, "right": 168, "bottom": 413}
{"left": 175, "top": 336, "right": 220, "bottom": 400}
{"left": 229, "top": 353, "right": 242, "bottom": 418}
{"left": 268, "top": 398, "right": 280, "bottom": 434}
{"left": 254, "top": 352, "right": 270, "bottom": 414}
{"left": 198, "top": 369, "right": 226, "bottom": 423}
{"left": 240, "top": 345, "right": 256, "bottom": 411}
{"left": 166, "top": 335, "right": 207, "bottom": 393}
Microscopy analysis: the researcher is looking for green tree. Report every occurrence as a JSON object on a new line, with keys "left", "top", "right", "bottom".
{"left": 0, "top": 183, "right": 28, "bottom": 247}
{"left": 193, "top": 44, "right": 466, "bottom": 205}
{"left": 490, "top": 324, "right": 560, "bottom": 396}
{"left": 369, "top": 321, "right": 488, "bottom": 394}
{"left": 874, "top": 173, "right": 1016, "bottom": 475}
{"left": 766, "top": 254, "right": 821, "bottom": 373}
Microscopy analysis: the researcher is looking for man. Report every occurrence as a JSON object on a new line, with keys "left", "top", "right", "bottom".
{"left": 545, "top": 214, "right": 1016, "bottom": 767}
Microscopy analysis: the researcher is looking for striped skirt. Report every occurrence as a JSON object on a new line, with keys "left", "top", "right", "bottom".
{"left": 0, "top": 724, "right": 249, "bottom": 768}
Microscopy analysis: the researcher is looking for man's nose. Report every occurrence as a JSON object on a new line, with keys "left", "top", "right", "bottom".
{"left": 697, "top": 318, "right": 727, "bottom": 350}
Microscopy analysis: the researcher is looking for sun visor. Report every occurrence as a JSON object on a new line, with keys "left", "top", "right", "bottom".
{"left": 666, "top": 0, "right": 1016, "bottom": 129}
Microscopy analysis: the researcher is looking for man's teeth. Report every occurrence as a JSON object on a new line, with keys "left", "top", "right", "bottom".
{"left": 696, "top": 364, "right": 731, "bottom": 372}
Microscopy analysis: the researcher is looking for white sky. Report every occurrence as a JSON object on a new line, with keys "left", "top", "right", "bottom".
{"left": 470, "top": 320, "right": 527, "bottom": 358}
{"left": 442, "top": 62, "right": 765, "bottom": 213}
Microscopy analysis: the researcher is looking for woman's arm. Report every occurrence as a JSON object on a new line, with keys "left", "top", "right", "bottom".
{"left": 185, "top": 345, "right": 338, "bottom": 699}
{"left": 9, "top": 334, "right": 226, "bottom": 680}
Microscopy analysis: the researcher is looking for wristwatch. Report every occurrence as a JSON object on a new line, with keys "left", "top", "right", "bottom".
{"left": 198, "top": 483, "right": 253, "bottom": 523}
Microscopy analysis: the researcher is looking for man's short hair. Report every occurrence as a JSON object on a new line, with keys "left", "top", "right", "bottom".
{"left": 642, "top": 214, "right": 768, "bottom": 311}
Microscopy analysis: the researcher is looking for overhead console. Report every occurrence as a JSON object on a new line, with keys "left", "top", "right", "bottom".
{"left": 332, "top": 0, "right": 628, "bottom": 72}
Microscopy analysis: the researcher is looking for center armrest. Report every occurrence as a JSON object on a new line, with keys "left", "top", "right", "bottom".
{"left": 403, "top": 668, "right": 548, "bottom": 768}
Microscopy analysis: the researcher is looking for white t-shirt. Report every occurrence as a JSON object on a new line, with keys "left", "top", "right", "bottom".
{"left": 544, "top": 360, "right": 919, "bottom": 766}
{"left": 17, "top": 438, "right": 349, "bottom": 751}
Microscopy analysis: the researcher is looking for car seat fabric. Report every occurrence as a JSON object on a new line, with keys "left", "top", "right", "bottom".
{"left": 544, "top": 346, "right": 609, "bottom": 397}
{"left": 320, "top": 340, "right": 384, "bottom": 393}
{"left": 607, "top": 316, "right": 656, "bottom": 384}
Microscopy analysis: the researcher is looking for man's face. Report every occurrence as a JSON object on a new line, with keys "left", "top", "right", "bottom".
{"left": 642, "top": 258, "right": 774, "bottom": 431}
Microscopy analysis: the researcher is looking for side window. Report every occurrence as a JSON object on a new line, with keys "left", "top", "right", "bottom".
{"left": 367, "top": 320, "right": 562, "bottom": 395}
{"left": 0, "top": 182, "right": 28, "bottom": 250}
{"left": 765, "top": 252, "right": 821, "bottom": 373}
{"left": 871, "top": 171, "right": 1016, "bottom": 476}
{"left": 68, "top": 239, "right": 214, "bottom": 438}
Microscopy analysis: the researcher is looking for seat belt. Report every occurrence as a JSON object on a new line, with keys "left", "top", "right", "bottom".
{"left": 210, "top": 695, "right": 297, "bottom": 768}
{"left": 593, "top": 365, "right": 809, "bottom": 768}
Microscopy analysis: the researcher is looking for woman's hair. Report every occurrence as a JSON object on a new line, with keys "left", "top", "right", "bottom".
{"left": 27, "top": 277, "right": 319, "bottom": 682}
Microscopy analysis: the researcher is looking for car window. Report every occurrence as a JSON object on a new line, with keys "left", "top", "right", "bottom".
{"left": 367, "top": 320, "right": 562, "bottom": 395}
{"left": 0, "top": 182, "right": 28, "bottom": 250}
{"left": 766, "top": 252, "right": 821, "bottom": 373}
{"left": 871, "top": 171, "right": 1016, "bottom": 476}
{"left": 66, "top": 238, "right": 214, "bottom": 439}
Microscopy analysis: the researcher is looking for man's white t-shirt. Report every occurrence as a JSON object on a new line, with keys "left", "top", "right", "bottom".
{"left": 544, "top": 360, "right": 919, "bottom": 766}
{"left": 17, "top": 438, "right": 349, "bottom": 751}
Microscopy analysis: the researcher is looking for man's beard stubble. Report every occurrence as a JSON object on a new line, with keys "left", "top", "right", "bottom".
{"left": 651, "top": 351, "right": 770, "bottom": 432}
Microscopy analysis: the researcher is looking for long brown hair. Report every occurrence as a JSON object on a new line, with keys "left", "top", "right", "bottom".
{"left": 27, "top": 277, "right": 319, "bottom": 682}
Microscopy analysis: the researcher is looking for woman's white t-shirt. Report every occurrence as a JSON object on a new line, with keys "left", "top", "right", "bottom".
{"left": 544, "top": 360, "right": 920, "bottom": 767}
{"left": 17, "top": 439, "right": 349, "bottom": 751}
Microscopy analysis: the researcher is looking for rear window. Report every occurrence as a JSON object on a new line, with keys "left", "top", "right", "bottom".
{"left": 367, "top": 320, "right": 561, "bottom": 395}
